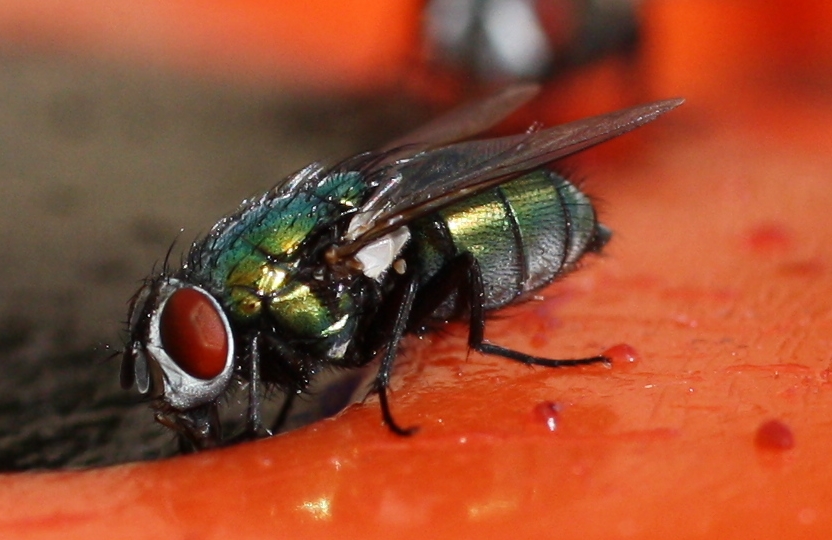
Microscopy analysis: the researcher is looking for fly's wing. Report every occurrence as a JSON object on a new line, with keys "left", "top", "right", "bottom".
{"left": 272, "top": 85, "right": 539, "bottom": 201}
{"left": 339, "top": 98, "right": 684, "bottom": 255}
{"left": 382, "top": 84, "right": 540, "bottom": 151}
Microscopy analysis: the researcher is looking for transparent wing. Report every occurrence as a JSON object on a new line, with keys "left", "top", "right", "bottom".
{"left": 269, "top": 86, "right": 540, "bottom": 201}
{"left": 339, "top": 98, "right": 684, "bottom": 255}
{"left": 382, "top": 84, "right": 540, "bottom": 151}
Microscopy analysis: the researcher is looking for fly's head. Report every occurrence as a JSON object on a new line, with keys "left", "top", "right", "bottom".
{"left": 122, "top": 276, "right": 235, "bottom": 449}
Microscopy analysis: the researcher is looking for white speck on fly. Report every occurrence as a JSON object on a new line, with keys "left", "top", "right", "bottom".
{"left": 353, "top": 226, "right": 410, "bottom": 280}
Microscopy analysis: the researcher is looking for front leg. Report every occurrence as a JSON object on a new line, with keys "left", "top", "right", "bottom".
{"left": 245, "top": 332, "right": 270, "bottom": 438}
{"left": 373, "top": 274, "right": 420, "bottom": 436}
{"left": 271, "top": 391, "right": 296, "bottom": 434}
{"left": 155, "top": 403, "right": 223, "bottom": 452}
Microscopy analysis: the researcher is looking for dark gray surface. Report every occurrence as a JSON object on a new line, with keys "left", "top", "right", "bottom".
{"left": 0, "top": 51, "right": 423, "bottom": 470}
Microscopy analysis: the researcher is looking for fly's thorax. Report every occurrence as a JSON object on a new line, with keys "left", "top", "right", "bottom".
{"left": 191, "top": 168, "right": 371, "bottom": 294}
{"left": 223, "top": 253, "right": 296, "bottom": 322}
{"left": 122, "top": 277, "right": 236, "bottom": 411}
{"left": 410, "top": 169, "right": 609, "bottom": 314}
{"left": 220, "top": 254, "right": 364, "bottom": 362}
{"left": 266, "top": 277, "right": 362, "bottom": 361}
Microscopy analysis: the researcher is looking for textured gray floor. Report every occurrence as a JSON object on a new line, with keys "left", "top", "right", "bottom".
{"left": 0, "top": 51, "right": 422, "bottom": 470}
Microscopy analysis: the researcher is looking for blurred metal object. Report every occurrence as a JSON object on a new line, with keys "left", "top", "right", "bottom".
{"left": 424, "top": 0, "right": 641, "bottom": 80}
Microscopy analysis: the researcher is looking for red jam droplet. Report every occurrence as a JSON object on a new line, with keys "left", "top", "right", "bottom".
{"left": 755, "top": 419, "right": 795, "bottom": 450}
{"left": 160, "top": 288, "right": 229, "bottom": 380}
{"left": 602, "top": 343, "right": 640, "bottom": 365}
{"left": 744, "top": 223, "right": 792, "bottom": 254}
{"left": 532, "top": 401, "right": 562, "bottom": 432}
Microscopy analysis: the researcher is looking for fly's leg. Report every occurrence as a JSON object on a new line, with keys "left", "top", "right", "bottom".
{"left": 156, "top": 403, "right": 222, "bottom": 452}
{"left": 374, "top": 274, "right": 420, "bottom": 436}
{"left": 462, "top": 253, "right": 608, "bottom": 367}
{"left": 245, "top": 332, "right": 271, "bottom": 438}
{"left": 258, "top": 334, "right": 316, "bottom": 434}
{"left": 410, "top": 252, "right": 608, "bottom": 367}
{"left": 271, "top": 392, "right": 296, "bottom": 434}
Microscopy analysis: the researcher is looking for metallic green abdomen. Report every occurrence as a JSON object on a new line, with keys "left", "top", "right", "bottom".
{"left": 412, "top": 169, "right": 604, "bottom": 312}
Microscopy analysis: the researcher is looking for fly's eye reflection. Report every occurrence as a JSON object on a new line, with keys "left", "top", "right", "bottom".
{"left": 159, "top": 288, "right": 229, "bottom": 380}
{"left": 122, "top": 84, "right": 683, "bottom": 451}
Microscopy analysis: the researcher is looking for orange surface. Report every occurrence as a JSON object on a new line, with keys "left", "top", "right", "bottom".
{"left": 3, "top": 1, "right": 832, "bottom": 539}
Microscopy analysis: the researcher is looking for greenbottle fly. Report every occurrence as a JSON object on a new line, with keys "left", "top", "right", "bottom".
{"left": 121, "top": 85, "right": 682, "bottom": 450}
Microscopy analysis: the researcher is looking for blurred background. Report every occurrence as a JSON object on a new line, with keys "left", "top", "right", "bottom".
{"left": 0, "top": 0, "right": 830, "bottom": 480}
{"left": 4, "top": 1, "right": 832, "bottom": 539}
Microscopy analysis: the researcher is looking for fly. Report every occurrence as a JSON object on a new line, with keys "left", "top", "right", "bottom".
{"left": 121, "top": 85, "right": 683, "bottom": 450}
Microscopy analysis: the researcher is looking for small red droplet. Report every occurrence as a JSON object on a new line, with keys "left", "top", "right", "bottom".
{"left": 755, "top": 419, "right": 794, "bottom": 450}
{"left": 532, "top": 401, "right": 562, "bottom": 432}
{"left": 602, "top": 343, "right": 640, "bottom": 365}
{"left": 777, "top": 259, "right": 824, "bottom": 278}
{"left": 744, "top": 223, "right": 792, "bottom": 253}
{"left": 160, "top": 288, "right": 229, "bottom": 380}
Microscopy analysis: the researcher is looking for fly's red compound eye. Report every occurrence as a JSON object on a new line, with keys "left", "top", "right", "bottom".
{"left": 159, "top": 288, "right": 229, "bottom": 380}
